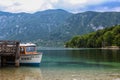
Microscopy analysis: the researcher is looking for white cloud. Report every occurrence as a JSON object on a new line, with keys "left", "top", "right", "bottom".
{"left": 50, "top": 0, "right": 109, "bottom": 13}
{"left": 0, "top": 0, "right": 119, "bottom": 13}
{"left": 50, "top": 0, "right": 59, "bottom": 3}
{"left": 69, "top": 0, "right": 106, "bottom": 5}
{"left": 0, "top": 0, "right": 54, "bottom": 13}
{"left": 93, "top": 7, "right": 120, "bottom": 12}
{"left": 69, "top": 0, "right": 87, "bottom": 5}
{"left": 113, "top": 7, "right": 120, "bottom": 12}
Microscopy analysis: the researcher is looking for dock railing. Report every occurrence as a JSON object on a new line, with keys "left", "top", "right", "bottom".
{"left": 0, "top": 40, "right": 20, "bottom": 67}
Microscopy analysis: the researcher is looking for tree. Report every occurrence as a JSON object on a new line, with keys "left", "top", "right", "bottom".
{"left": 65, "top": 25, "right": 120, "bottom": 48}
{"left": 69, "top": 36, "right": 80, "bottom": 48}
{"left": 103, "top": 31, "right": 114, "bottom": 46}
{"left": 113, "top": 25, "right": 120, "bottom": 35}
{"left": 96, "top": 36, "right": 103, "bottom": 47}
{"left": 114, "top": 34, "right": 120, "bottom": 46}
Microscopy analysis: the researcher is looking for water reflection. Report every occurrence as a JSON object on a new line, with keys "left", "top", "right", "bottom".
{"left": 40, "top": 49, "right": 120, "bottom": 68}
{"left": 70, "top": 49, "right": 120, "bottom": 62}
{"left": 0, "top": 67, "right": 42, "bottom": 80}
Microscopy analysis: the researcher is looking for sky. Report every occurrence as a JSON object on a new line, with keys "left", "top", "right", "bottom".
{"left": 0, "top": 0, "right": 120, "bottom": 13}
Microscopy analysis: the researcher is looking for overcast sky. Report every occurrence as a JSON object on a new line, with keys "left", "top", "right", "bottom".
{"left": 0, "top": 0, "right": 120, "bottom": 13}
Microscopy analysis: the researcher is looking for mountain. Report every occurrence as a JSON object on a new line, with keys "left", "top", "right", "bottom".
{"left": 0, "top": 9, "right": 72, "bottom": 46}
{"left": 0, "top": 9, "right": 120, "bottom": 47}
{"left": 59, "top": 11, "right": 120, "bottom": 41}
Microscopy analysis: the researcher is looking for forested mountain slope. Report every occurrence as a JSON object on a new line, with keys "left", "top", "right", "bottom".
{"left": 65, "top": 25, "right": 120, "bottom": 48}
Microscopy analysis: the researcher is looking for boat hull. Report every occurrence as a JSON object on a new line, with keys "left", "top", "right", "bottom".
{"left": 20, "top": 53, "right": 42, "bottom": 66}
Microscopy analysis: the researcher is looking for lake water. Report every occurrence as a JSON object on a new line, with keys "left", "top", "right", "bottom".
{"left": 0, "top": 48, "right": 120, "bottom": 80}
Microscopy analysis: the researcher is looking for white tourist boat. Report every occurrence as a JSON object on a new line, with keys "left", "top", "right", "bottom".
{"left": 20, "top": 43, "right": 42, "bottom": 66}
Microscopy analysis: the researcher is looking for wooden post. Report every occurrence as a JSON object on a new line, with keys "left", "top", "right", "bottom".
{"left": 1, "top": 56, "right": 6, "bottom": 67}
{"left": 3, "top": 57, "right": 6, "bottom": 66}
{"left": 15, "top": 41, "right": 20, "bottom": 67}
{"left": 15, "top": 59, "right": 19, "bottom": 67}
{"left": 0, "top": 56, "right": 1, "bottom": 67}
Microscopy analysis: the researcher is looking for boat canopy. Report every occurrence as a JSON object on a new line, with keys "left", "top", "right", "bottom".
{"left": 20, "top": 43, "right": 36, "bottom": 47}
{"left": 20, "top": 43, "right": 37, "bottom": 54}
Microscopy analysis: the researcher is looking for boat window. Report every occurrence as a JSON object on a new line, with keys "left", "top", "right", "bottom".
{"left": 20, "top": 47, "right": 25, "bottom": 52}
{"left": 20, "top": 47, "right": 25, "bottom": 54}
{"left": 26, "top": 46, "right": 35, "bottom": 52}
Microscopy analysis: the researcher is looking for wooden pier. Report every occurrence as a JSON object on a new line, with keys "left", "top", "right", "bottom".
{"left": 0, "top": 40, "right": 20, "bottom": 67}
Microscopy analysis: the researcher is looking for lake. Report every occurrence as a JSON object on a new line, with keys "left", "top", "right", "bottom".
{"left": 0, "top": 48, "right": 120, "bottom": 80}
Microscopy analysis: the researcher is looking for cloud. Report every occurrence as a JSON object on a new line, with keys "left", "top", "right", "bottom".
{"left": 0, "top": 0, "right": 120, "bottom": 13}
{"left": 94, "top": 7, "right": 120, "bottom": 12}
{"left": 68, "top": 0, "right": 88, "bottom": 5}
{"left": 83, "top": 1, "right": 120, "bottom": 12}
{"left": 51, "top": 0, "right": 109, "bottom": 13}
{"left": 0, "top": 0, "right": 54, "bottom": 13}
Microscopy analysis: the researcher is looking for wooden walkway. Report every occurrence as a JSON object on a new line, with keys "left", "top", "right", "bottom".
{"left": 0, "top": 40, "right": 20, "bottom": 67}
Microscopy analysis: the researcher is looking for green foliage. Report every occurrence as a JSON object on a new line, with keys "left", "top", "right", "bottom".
{"left": 65, "top": 25, "right": 120, "bottom": 48}
{"left": 103, "top": 31, "right": 114, "bottom": 46}
{"left": 114, "top": 34, "right": 120, "bottom": 46}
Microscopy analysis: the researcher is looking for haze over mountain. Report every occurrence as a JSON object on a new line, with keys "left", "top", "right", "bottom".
{"left": 0, "top": 9, "right": 120, "bottom": 47}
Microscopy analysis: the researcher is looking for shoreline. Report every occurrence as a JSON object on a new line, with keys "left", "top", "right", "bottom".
{"left": 100, "top": 46, "right": 120, "bottom": 50}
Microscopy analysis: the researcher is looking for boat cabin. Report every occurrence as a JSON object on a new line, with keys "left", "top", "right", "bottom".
{"left": 20, "top": 43, "right": 37, "bottom": 55}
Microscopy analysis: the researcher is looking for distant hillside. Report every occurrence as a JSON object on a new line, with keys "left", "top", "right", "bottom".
{"left": 0, "top": 9, "right": 72, "bottom": 41}
{"left": 59, "top": 11, "right": 120, "bottom": 41}
{"left": 0, "top": 9, "right": 120, "bottom": 47}
{"left": 65, "top": 25, "right": 120, "bottom": 48}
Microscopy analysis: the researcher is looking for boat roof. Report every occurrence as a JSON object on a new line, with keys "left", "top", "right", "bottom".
{"left": 20, "top": 43, "right": 36, "bottom": 47}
